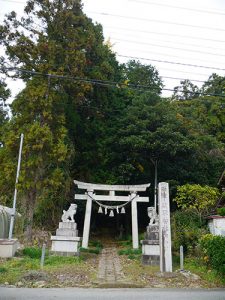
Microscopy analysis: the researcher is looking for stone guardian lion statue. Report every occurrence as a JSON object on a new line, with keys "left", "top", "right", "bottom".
{"left": 148, "top": 207, "right": 159, "bottom": 226}
{"left": 61, "top": 203, "right": 77, "bottom": 222}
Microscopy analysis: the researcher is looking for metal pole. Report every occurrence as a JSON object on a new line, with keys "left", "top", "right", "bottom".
{"left": 180, "top": 245, "right": 184, "bottom": 271}
{"left": 40, "top": 243, "right": 46, "bottom": 268}
{"left": 8, "top": 133, "right": 24, "bottom": 239}
{"left": 154, "top": 160, "right": 158, "bottom": 211}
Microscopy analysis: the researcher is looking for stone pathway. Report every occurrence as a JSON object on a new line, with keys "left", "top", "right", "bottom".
{"left": 97, "top": 247, "right": 125, "bottom": 284}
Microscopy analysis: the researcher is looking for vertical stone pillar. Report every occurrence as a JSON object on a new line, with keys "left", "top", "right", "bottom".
{"left": 131, "top": 192, "right": 139, "bottom": 249}
{"left": 82, "top": 190, "right": 93, "bottom": 248}
{"left": 158, "top": 182, "right": 172, "bottom": 272}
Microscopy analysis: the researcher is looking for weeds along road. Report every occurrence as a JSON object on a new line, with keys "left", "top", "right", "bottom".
{"left": 1, "top": 288, "right": 225, "bottom": 300}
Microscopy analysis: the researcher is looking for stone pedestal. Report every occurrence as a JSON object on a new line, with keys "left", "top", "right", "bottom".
{"left": 51, "top": 222, "right": 81, "bottom": 256}
{"left": 141, "top": 225, "right": 160, "bottom": 265}
{"left": 0, "top": 239, "right": 18, "bottom": 258}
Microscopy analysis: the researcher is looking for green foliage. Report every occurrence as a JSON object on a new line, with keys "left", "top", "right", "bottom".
{"left": 89, "top": 240, "right": 103, "bottom": 249}
{"left": 173, "top": 79, "right": 200, "bottom": 100}
{"left": 22, "top": 247, "right": 43, "bottom": 259}
{"left": 0, "top": 0, "right": 122, "bottom": 236}
{"left": 80, "top": 247, "right": 100, "bottom": 254}
{"left": 122, "top": 60, "right": 163, "bottom": 94}
{"left": 0, "top": 0, "right": 224, "bottom": 239}
{"left": 118, "top": 248, "right": 141, "bottom": 255}
{"left": 87, "top": 248, "right": 101, "bottom": 254}
{"left": 200, "top": 234, "right": 225, "bottom": 275}
{"left": 0, "top": 267, "right": 7, "bottom": 273}
{"left": 217, "top": 207, "right": 225, "bottom": 216}
{"left": 171, "top": 209, "right": 208, "bottom": 254}
{"left": 0, "top": 255, "right": 83, "bottom": 284}
{"left": 174, "top": 184, "right": 220, "bottom": 218}
{"left": 0, "top": 79, "right": 9, "bottom": 146}
{"left": 201, "top": 73, "right": 225, "bottom": 96}
{"left": 45, "top": 255, "right": 81, "bottom": 266}
{"left": 184, "top": 257, "right": 225, "bottom": 285}
{"left": 80, "top": 240, "right": 103, "bottom": 254}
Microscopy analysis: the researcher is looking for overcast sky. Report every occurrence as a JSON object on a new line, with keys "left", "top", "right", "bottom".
{"left": 1, "top": 0, "right": 225, "bottom": 99}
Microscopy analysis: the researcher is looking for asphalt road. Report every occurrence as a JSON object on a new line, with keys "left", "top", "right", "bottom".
{"left": 0, "top": 288, "right": 225, "bottom": 300}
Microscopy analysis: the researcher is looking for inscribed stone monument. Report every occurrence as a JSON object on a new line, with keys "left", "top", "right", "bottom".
{"left": 158, "top": 182, "right": 172, "bottom": 272}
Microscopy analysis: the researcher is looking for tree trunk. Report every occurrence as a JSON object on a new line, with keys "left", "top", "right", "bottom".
{"left": 25, "top": 189, "right": 36, "bottom": 242}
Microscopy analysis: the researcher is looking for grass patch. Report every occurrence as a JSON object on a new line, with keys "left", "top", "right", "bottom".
{"left": 80, "top": 240, "right": 103, "bottom": 255}
{"left": 45, "top": 255, "right": 82, "bottom": 267}
{"left": 118, "top": 240, "right": 132, "bottom": 247}
{"left": 22, "top": 247, "right": 49, "bottom": 259}
{"left": 0, "top": 267, "right": 7, "bottom": 273}
{"left": 118, "top": 248, "right": 141, "bottom": 255}
{"left": 80, "top": 247, "right": 101, "bottom": 254}
{"left": 184, "top": 257, "right": 225, "bottom": 286}
{"left": 89, "top": 240, "right": 103, "bottom": 249}
{"left": 0, "top": 257, "right": 40, "bottom": 284}
{"left": 0, "top": 248, "right": 84, "bottom": 285}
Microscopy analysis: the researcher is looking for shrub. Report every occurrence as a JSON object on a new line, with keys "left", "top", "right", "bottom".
{"left": 200, "top": 234, "right": 225, "bottom": 275}
{"left": 171, "top": 209, "right": 208, "bottom": 254}
{"left": 174, "top": 184, "right": 220, "bottom": 221}
{"left": 217, "top": 207, "right": 225, "bottom": 216}
{"left": 22, "top": 247, "right": 42, "bottom": 259}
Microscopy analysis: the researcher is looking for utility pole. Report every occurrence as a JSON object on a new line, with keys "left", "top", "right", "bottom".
{"left": 8, "top": 133, "right": 24, "bottom": 240}
{"left": 151, "top": 158, "right": 158, "bottom": 211}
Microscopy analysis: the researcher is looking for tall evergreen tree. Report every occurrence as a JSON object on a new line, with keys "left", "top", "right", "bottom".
{"left": 0, "top": 79, "right": 9, "bottom": 138}
{"left": 0, "top": 0, "right": 121, "bottom": 237}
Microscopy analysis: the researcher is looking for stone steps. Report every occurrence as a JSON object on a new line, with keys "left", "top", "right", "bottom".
{"left": 97, "top": 247, "right": 125, "bottom": 284}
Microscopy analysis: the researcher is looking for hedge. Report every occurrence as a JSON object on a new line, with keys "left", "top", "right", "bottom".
{"left": 200, "top": 234, "right": 225, "bottom": 275}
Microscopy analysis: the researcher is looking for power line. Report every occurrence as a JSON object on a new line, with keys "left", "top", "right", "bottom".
{"left": 117, "top": 47, "right": 224, "bottom": 67}
{"left": 103, "top": 25, "right": 225, "bottom": 44}
{"left": 0, "top": 0, "right": 26, "bottom": 5}
{"left": 2, "top": 0, "right": 224, "bottom": 17}
{"left": 1, "top": 7, "right": 225, "bottom": 44}
{"left": 0, "top": 0, "right": 26, "bottom": 3}
{"left": 118, "top": 55, "right": 225, "bottom": 72}
{"left": 88, "top": 11, "right": 225, "bottom": 33}
{"left": 4, "top": 67, "right": 225, "bottom": 97}
{"left": 3, "top": 60, "right": 208, "bottom": 84}
{"left": 109, "top": 31, "right": 225, "bottom": 52}
{"left": 158, "top": 67, "right": 209, "bottom": 78}
{"left": 161, "top": 75, "right": 205, "bottom": 84}
{"left": 113, "top": 38, "right": 225, "bottom": 58}
{"left": 129, "top": 0, "right": 225, "bottom": 16}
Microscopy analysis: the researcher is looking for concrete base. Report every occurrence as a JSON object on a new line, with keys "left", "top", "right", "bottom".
{"left": 142, "top": 254, "right": 160, "bottom": 266}
{"left": 51, "top": 236, "right": 81, "bottom": 256}
{"left": 0, "top": 239, "right": 18, "bottom": 258}
{"left": 141, "top": 241, "right": 160, "bottom": 266}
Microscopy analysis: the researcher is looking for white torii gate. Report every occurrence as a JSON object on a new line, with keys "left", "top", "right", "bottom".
{"left": 74, "top": 180, "right": 150, "bottom": 249}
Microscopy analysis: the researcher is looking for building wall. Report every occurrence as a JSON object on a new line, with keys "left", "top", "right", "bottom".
{"left": 208, "top": 218, "right": 225, "bottom": 236}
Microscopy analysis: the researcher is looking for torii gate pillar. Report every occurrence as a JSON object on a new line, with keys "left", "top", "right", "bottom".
{"left": 131, "top": 193, "right": 139, "bottom": 249}
{"left": 82, "top": 190, "right": 93, "bottom": 249}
